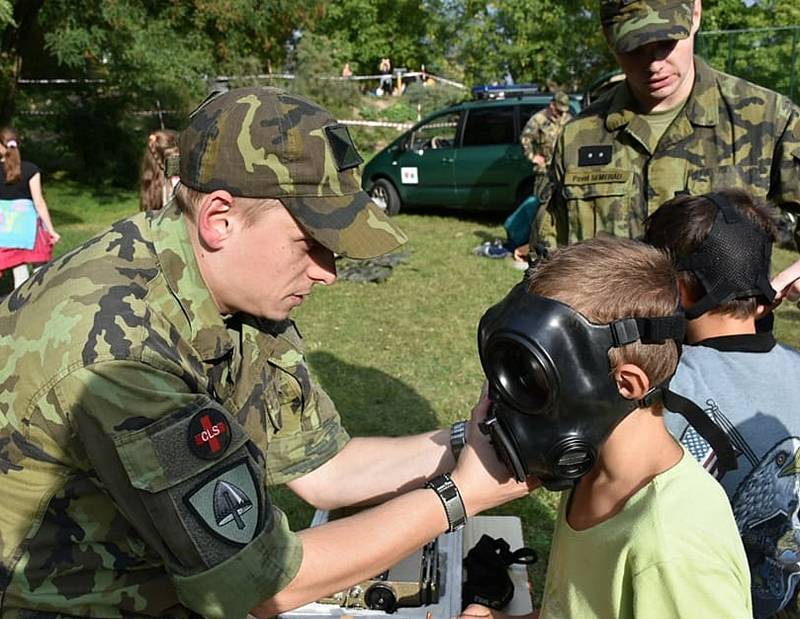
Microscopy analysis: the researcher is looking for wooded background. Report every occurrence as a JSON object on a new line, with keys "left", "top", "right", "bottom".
{"left": 0, "top": 0, "right": 797, "bottom": 186}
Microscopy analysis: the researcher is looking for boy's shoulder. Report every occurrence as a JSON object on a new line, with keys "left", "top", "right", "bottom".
{"left": 628, "top": 452, "right": 743, "bottom": 564}
{"left": 674, "top": 334, "right": 800, "bottom": 388}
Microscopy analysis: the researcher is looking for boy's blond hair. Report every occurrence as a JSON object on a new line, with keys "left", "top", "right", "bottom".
{"left": 527, "top": 237, "right": 680, "bottom": 389}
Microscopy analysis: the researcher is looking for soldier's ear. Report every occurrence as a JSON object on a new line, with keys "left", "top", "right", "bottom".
{"left": 691, "top": 0, "right": 702, "bottom": 33}
{"left": 196, "top": 190, "right": 235, "bottom": 250}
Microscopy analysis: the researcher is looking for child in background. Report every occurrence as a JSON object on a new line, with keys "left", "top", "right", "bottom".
{"left": 139, "top": 129, "right": 179, "bottom": 212}
{"left": 643, "top": 189, "right": 800, "bottom": 618}
{"left": 0, "top": 127, "right": 59, "bottom": 289}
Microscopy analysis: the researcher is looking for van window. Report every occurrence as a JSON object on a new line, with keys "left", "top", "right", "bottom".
{"left": 410, "top": 112, "right": 461, "bottom": 150}
{"left": 462, "top": 107, "right": 516, "bottom": 147}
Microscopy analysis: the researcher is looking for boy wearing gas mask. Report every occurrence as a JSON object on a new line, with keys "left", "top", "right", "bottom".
{"left": 644, "top": 189, "right": 800, "bottom": 619}
{"left": 463, "top": 237, "right": 751, "bottom": 619}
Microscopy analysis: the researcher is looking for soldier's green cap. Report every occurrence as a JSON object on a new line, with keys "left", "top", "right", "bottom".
{"left": 600, "top": 0, "right": 694, "bottom": 54}
{"left": 179, "top": 86, "right": 407, "bottom": 259}
{"left": 553, "top": 91, "right": 570, "bottom": 112}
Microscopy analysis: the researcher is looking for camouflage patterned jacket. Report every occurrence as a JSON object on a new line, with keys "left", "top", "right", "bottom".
{"left": 535, "top": 58, "right": 800, "bottom": 247}
{"left": 0, "top": 204, "right": 349, "bottom": 618}
{"left": 520, "top": 107, "right": 573, "bottom": 167}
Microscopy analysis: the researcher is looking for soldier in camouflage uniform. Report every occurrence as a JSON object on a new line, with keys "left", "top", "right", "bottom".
{"left": 533, "top": 0, "right": 800, "bottom": 250}
{"left": 519, "top": 91, "right": 573, "bottom": 204}
{"left": 0, "top": 87, "right": 535, "bottom": 618}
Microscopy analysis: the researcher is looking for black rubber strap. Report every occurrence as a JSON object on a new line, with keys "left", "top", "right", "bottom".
{"left": 663, "top": 390, "right": 738, "bottom": 476}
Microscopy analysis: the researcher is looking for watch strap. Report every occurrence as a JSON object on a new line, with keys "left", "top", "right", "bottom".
{"left": 426, "top": 473, "right": 467, "bottom": 533}
{"left": 450, "top": 420, "right": 468, "bottom": 460}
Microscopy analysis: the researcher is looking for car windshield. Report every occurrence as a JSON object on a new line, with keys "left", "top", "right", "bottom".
{"left": 410, "top": 112, "right": 460, "bottom": 150}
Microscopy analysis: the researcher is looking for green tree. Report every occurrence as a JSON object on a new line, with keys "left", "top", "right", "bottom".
{"left": 700, "top": 0, "right": 800, "bottom": 101}
{"left": 429, "top": 0, "right": 612, "bottom": 92}
{"left": 2, "top": 0, "right": 326, "bottom": 183}
{"left": 313, "top": 0, "right": 434, "bottom": 77}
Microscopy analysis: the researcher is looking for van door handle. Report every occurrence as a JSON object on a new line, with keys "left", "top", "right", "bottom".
{"left": 441, "top": 157, "right": 454, "bottom": 163}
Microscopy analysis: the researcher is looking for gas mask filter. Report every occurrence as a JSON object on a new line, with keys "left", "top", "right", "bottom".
{"left": 478, "top": 283, "right": 736, "bottom": 491}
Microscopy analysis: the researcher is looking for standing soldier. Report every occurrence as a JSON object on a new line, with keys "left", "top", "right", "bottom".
{"left": 533, "top": 0, "right": 800, "bottom": 251}
{"left": 520, "top": 90, "right": 573, "bottom": 205}
{"left": 0, "top": 87, "right": 534, "bottom": 618}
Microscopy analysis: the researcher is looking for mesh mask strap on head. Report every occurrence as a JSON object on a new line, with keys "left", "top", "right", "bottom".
{"left": 676, "top": 192, "right": 775, "bottom": 320}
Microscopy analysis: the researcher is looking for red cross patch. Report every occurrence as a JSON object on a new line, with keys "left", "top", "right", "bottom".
{"left": 188, "top": 409, "right": 231, "bottom": 460}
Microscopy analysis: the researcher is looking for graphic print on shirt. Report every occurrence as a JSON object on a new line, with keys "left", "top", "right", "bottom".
{"left": 677, "top": 399, "right": 800, "bottom": 617}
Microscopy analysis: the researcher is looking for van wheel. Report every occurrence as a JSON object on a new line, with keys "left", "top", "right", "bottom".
{"left": 369, "top": 179, "right": 401, "bottom": 216}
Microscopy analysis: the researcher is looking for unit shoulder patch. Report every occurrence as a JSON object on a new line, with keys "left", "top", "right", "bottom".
{"left": 185, "top": 458, "right": 264, "bottom": 545}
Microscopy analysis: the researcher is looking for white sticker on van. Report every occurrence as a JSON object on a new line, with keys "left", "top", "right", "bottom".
{"left": 401, "top": 167, "right": 419, "bottom": 185}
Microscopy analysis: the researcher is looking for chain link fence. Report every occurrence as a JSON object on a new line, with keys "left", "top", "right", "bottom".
{"left": 697, "top": 26, "right": 800, "bottom": 104}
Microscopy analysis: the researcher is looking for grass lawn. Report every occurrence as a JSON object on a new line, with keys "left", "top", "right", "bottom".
{"left": 9, "top": 178, "right": 800, "bottom": 604}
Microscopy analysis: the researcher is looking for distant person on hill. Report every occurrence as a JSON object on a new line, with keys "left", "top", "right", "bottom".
{"left": 379, "top": 56, "right": 392, "bottom": 95}
{"left": 139, "top": 129, "right": 180, "bottom": 212}
{"left": 0, "top": 127, "right": 59, "bottom": 289}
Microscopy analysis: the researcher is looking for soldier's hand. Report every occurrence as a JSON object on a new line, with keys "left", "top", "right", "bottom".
{"left": 532, "top": 154, "right": 546, "bottom": 168}
{"left": 453, "top": 388, "right": 539, "bottom": 517}
{"left": 459, "top": 603, "right": 539, "bottom": 619}
{"left": 772, "top": 258, "right": 800, "bottom": 304}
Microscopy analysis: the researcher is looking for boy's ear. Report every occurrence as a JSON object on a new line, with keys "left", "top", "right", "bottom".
{"left": 753, "top": 302, "right": 771, "bottom": 321}
{"left": 196, "top": 190, "right": 236, "bottom": 250}
{"left": 615, "top": 363, "right": 651, "bottom": 401}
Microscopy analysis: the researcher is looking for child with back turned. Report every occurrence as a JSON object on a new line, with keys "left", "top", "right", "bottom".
{"left": 463, "top": 236, "right": 751, "bottom": 619}
{"left": 644, "top": 188, "right": 800, "bottom": 619}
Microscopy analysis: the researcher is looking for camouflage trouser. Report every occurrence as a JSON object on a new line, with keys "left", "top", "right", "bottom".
{"left": 532, "top": 169, "right": 552, "bottom": 206}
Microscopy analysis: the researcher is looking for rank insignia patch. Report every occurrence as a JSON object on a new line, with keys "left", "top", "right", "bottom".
{"left": 578, "top": 145, "right": 612, "bottom": 166}
{"left": 325, "top": 124, "right": 364, "bottom": 171}
{"left": 188, "top": 408, "right": 231, "bottom": 460}
{"left": 185, "top": 459, "right": 262, "bottom": 545}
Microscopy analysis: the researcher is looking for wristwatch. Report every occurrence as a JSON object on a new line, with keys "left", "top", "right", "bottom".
{"left": 426, "top": 473, "right": 467, "bottom": 533}
{"left": 450, "top": 419, "right": 468, "bottom": 460}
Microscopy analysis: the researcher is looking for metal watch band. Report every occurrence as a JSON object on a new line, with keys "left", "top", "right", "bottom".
{"left": 426, "top": 473, "right": 467, "bottom": 533}
{"left": 450, "top": 420, "right": 468, "bottom": 460}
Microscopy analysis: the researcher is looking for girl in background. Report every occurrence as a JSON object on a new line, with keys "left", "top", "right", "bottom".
{"left": 139, "top": 129, "right": 179, "bottom": 211}
{"left": 0, "top": 127, "right": 59, "bottom": 289}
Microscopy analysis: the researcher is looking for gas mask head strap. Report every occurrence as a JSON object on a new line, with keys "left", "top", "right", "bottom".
{"left": 609, "top": 315, "right": 685, "bottom": 348}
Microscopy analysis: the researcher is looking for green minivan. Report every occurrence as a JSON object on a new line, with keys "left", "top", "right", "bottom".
{"left": 361, "top": 92, "right": 581, "bottom": 215}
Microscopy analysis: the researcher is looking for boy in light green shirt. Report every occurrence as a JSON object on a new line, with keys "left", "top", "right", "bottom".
{"left": 462, "top": 237, "right": 751, "bottom": 619}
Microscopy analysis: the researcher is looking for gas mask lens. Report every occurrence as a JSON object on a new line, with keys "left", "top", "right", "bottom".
{"left": 487, "top": 338, "right": 552, "bottom": 413}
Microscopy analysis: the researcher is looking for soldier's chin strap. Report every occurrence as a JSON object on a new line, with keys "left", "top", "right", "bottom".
{"left": 639, "top": 386, "right": 738, "bottom": 477}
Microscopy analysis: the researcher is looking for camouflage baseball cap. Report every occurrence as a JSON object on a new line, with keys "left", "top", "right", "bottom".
{"left": 179, "top": 86, "right": 407, "bottom": 259}
{"left": 600, "top": 0, "right": 694, "bottom": 54}
{"left": 553, "top": 91, "right": 570, "bottom": 112}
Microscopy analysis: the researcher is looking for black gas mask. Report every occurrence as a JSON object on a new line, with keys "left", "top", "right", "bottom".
{"left": 478, "top": 283, "right": 736, "bottom": 490}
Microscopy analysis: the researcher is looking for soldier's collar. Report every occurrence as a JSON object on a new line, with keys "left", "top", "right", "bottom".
{"left": 605, "top": 57, "right": 718, "bottom": 131}
{"left": 150, "top": 203, "right": 235, "bottom": 362}
{"left": 685, "top": 57, "right": 719, "bottom": 127}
